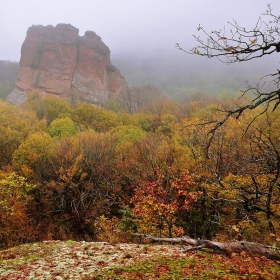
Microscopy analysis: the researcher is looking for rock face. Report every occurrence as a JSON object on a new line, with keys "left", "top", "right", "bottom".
{"left": 7, "top": 24, "right": 127, "bottom": 105}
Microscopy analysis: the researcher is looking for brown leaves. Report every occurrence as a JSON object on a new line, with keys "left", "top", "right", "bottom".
{"left": 0, "top": 172, "right": 36, "bottom": 248}
{"left": 251, "top": 38, "right": 258, "bottom": 44}
{"left": 224, "top": 46, "right": 236, "bottom": 52}
{"left": 0, "top": 241, "right": 186, "bottom": 279}
{"left": 192, "top": 48, "right": 201, "bottom": 55}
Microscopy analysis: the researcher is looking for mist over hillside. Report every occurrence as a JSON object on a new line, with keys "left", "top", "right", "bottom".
{"left": 1, "top": 1, "right": 280, "bottom": 104}
{"left": 0, "top": 60, "right": 19, "bottom": 100}
{"left": 112, "top": 49, "right": 277, "bottom": 99}
{"left": 0, "top": 46, "right": 277, "bottom": 102}
{"left": 0, "top": 61, "right": 19, "bottom": 83}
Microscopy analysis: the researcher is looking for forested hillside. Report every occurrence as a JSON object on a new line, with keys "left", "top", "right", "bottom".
{"left": 2, "top": 1, "right": 280, "bottom": 278}
{"left": 1, "top": 52, "right": 272, "bottom": 103}
{"left": 0, "top": 89, "right": 279, "bottom": 249}
{"left": 112, "top": 51, "right": 275, "bottom": 99}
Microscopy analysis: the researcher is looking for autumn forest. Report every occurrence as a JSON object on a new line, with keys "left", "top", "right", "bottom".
{"left": 0, "top": 74, "right": 280, "bottom": 250}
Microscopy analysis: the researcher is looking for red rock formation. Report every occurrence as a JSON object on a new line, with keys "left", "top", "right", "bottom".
{"left": 7, "top": 24, "right": 127, "bottom": 105}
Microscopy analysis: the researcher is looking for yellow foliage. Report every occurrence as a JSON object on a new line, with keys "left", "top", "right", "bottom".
{"left": 0, "top": 172, "right": 36, "bottom": 247}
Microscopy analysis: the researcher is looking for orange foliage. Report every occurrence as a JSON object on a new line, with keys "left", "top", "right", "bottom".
{"left": 0, "top": 172, "right": 36, "bottom": 248}
{"left": 131, "top": 169, "right": 201, "bottom": 237}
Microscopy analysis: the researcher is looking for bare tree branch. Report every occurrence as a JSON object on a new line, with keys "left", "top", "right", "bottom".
{"left": 176, "top": 4, "right": 280, "bottom": 64}
{"left": 177, "top": 4, "right": 280, "bottom": 153}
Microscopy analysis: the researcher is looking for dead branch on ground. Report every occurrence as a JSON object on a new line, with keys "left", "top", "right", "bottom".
{"left": 118, "top": 232, "right": 280, "bottom": 260}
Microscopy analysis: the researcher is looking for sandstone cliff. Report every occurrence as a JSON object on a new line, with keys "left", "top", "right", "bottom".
{"left": 7, "top": 24, "right": 127, "bottom": 105}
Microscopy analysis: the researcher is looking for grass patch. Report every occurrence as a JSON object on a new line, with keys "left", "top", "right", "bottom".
{"left": 103, "top": 251, "right": 280, "bottom": 279}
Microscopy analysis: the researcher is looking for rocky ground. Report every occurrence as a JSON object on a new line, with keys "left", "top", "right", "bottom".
{"left": 0, "top": 240, "right": 279, "bottom": 279}
{"left": 0, "top": 241, "right": 185, "bottom": 279}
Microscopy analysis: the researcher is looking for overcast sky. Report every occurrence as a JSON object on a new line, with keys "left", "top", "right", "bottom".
{"left": 1, "top": 0, "right": 280, "bottom": 62}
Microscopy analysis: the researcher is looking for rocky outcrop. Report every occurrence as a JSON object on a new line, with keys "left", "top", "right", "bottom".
{"left": 7, "top": 24, "right": 127, "bottom": 105}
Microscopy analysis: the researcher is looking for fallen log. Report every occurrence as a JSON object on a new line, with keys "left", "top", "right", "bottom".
{"left": 119, "top": 232, "right": 280, "bottom": 260}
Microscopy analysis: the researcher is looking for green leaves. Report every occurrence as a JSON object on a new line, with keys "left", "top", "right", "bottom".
{"left": 12, "top": 132, "right": 53, "bottom": 179}
{"left": 48, "top": 117, "right": 77, "bottom": 139}
{"left": 72, "top": 103, "right": 118, "bottom": 131}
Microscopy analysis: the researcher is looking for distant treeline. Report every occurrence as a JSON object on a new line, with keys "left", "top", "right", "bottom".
{"left": 112, "top": 50, "right": 276, "bottom": 99}
{"left": 0, "top": 50, "right": 276, "bottom": 102}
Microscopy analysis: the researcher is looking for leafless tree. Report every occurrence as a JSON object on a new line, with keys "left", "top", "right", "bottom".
{"left": 118, "top": 85, "right": 163, "bottom": 114}
{"left": 176, "top": 4, "right": 280, "bottom": 142}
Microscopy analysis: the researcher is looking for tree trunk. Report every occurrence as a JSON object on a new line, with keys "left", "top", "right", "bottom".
{"left": 126, "top": 233, "right": 280, "bottom": 260}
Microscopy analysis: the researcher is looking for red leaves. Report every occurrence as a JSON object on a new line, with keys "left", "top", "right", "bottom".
{"left": 130, "top": 169, "right": 201, "bottom": 236}
{"left": 155, "top": 264, "right": 171, "bottom": 275}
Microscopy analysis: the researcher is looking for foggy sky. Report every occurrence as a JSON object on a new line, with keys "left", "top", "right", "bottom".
{"left": 1, "top": 0, "right": 280, "bottom": 62}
